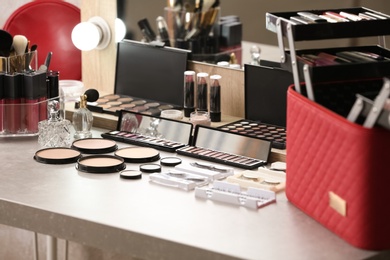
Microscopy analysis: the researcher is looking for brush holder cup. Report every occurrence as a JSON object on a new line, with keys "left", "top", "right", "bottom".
{"left": 0, "top": 50, "right": 38, "bottom": 74}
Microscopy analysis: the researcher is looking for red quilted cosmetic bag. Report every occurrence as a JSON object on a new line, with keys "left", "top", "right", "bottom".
{"left": 286, "top": 81, "right": 390, "bottom": 250}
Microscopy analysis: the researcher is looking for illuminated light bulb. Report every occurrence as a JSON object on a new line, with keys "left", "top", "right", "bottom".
{"left": 71, "top": 16, "right": 111, "bottom": 51}
{"left": 115, "top": 18, "right": 126, "bottom": 42}
{"left": 72, "top": 22, "right": 101, "bottom": 51}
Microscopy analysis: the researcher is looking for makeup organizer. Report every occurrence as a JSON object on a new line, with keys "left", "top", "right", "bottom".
{"left": 101, "top": 110, "right": 193, "bottom": 152}
{"left": 266, "top": 7, "right": 390, "bottom": 250}
{"left": 0, "top": 53, "right": 61, "bottom": 137}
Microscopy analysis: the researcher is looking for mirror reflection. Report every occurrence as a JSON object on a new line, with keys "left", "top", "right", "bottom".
{"left": 120, "top": 111, "right": 193, "bottom": 144}
{"left": 117, "top": 0, "right": 390, "bottom": 66}
{"left": 194, "top": 126, "right": 271, "bottom": 161}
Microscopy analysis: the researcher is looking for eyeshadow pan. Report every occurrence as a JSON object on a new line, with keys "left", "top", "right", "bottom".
{"left": 34, "top": 148, "right": 82, "bottom": 164}
{"left": 120, "top": 103, "right": 136, "bottom": 109}
{"left": 102, "top": 94, "right": 121, "bottom": 100}
{"left": 117, "top": 97, "right": 134, "bottom": 103}
{"left": 72, "top": 138, "right": 118, "bottom": 154}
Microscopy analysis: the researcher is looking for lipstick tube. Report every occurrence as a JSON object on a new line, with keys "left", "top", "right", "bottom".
{"left": 209, "top": 74, "right": 221, "bottom": 122}
{"left": 196, "top": 72, "right": 209, "bottom": 112}
{"left": 184, "top": 70, "right": 195, "bottom": 117}
{"left": 4, "top": 73, "right": 23, "bottom": 134}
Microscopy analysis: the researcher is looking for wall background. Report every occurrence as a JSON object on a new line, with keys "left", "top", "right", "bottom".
{"left": 1, "top": 0, "right": 80, "bottom": 28}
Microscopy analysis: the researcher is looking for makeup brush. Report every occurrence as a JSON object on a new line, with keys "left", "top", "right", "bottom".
{"left": 12, "top": 35, "right": 28, "bottom": 56}
{"left": 25, "top": 44, "right": 38, "bottom": 71}
{"left": 0, "top": 30, "right": 13, "bottom": 57}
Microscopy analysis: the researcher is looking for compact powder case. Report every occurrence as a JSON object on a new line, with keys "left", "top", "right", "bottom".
{"left": 160, "top": 157, "right": 182, "bottom": 166}
{"left": 139, "top": 164, "right": 161, "bottom": 173}
{"left": 71, "top": 138, "right": 118, "bottom": 154}
{"left": 34, "top": 147, "right": 82, "bottom": 164}
{"left": 76, "top": 155, "right": 126, "bottom": 173}
{"left": 120, "top": 170, "right": 142, "bottom": 180}
{"left": 114, "top": 147, "right": 160, "bottom": 163}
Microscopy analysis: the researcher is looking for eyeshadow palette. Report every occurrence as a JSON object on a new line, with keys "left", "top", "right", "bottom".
{"left": 102, "top": 110, "right": 193, "bottom": 152}
{"left": 88, "top": 93, "right": 180, "bottom": 116}
{"left": 176, "top": 125, "right": 272, "bottom": 170}
{"left": 218, "top": 120, "right": 287, "bottom": 150}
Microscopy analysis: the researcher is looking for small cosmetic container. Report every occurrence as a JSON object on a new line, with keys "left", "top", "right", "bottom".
{"left": 72, "top": 94, "right": 93, "bottom": 139}
{"left": 190, "top": 111, "right": 211, "bottom": 127}
{"left": 183, "top": 70, "right": 196, "bottom": 117}
{"left": 196, "top": 72, "right": 209, "bottom": 112}
{"left": 38, "top": 100, "right": 72, "bottom": 148}
{"left": 209, "top": 74, "right": 221, "bottom": 122}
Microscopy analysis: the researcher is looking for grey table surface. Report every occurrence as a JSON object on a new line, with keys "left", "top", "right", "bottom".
{"left": 0, "top": 129, "right": 385, "bottom": 260}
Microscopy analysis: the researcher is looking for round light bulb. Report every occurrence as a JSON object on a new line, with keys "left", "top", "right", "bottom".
{"left": 71, "top": 22, "right": 101, "bottom": 51}
{"left": 115, "top": 18, "right": 126, "bottom": 42}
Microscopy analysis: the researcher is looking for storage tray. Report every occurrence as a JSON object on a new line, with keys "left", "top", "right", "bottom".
{"left": 266, "top": 7, "right": 390, "bottom": 41}
{"left": 283, "top": 45, "right": 390, "bottom": 83}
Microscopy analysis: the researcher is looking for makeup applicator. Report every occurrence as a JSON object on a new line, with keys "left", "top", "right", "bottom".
{"left": 11, "top": 35, "right": 28, "bottom": 73}
{"left": 12, "top": 35, "right": 28, "bottom": 56}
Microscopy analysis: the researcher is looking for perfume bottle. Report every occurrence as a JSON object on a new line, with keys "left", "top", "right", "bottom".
{"left": 38, "top": 100, "right": 72, "bottom": 148}
{"left": 72, "top": 89, "right": 99, "bottom": 139}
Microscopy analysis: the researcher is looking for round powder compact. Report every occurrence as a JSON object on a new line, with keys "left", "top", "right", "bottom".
{"left": 76, "top": 155, "right": 126, "bottom": 173}
{"left": 72, "top": 138, "right": 118, "bottom": 154}
{"left": 160, "top": 157, "right": 182, "bottom": 167}
{"left": 34, "top": 147, "right": 82, "bottom": 164}
{"left": 139, "top": 164, "right": 161, "bottom": 173}
{"left": 115, "top": 147, "right": 160, "bottom": 163}
{"left": 120, "top": 170, "right": 142, "bottom": 180}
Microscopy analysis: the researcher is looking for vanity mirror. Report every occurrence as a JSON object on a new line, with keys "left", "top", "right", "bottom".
{"left": 116, "top": 0, "right": 390, "bottom": 67}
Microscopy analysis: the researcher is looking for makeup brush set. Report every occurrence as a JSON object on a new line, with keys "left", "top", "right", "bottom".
{"left": 0, "top": 30, "right": 58, "bottom": 137}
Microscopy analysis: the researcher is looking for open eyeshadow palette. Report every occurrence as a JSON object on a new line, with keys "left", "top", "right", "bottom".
{"left": 101, "top": 110, "right": 193, "bottom": 152}
{"left": 176, "top": 125, "right": 272, "bottom": 169}
{"left": 218, "top": 120, "right": 287, "bottom": 150}
{"left": 88, "top": 94, "right": 180, "bottom": 116}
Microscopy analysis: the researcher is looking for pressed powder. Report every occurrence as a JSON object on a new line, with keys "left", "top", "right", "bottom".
{"left": 34, "top": 148, "right": 81, "bottom": 164}
{"left": 120, "top": 170, "right": 142, "bottom": 179}
{"left": 115, "top": 147, "right": 160, "bottom": 163}
{"left": 76, "top": 155, "right": 126, "bottom": 173}
{"left": 71, "top": 138, "right": 118, "bottom": 154}
{"left": 139, "top": 163, "right": 161, "bottom": 173}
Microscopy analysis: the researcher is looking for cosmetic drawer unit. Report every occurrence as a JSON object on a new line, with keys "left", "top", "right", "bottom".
{"left": 266, "top": 7, "right": 390, "bottom": 93}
